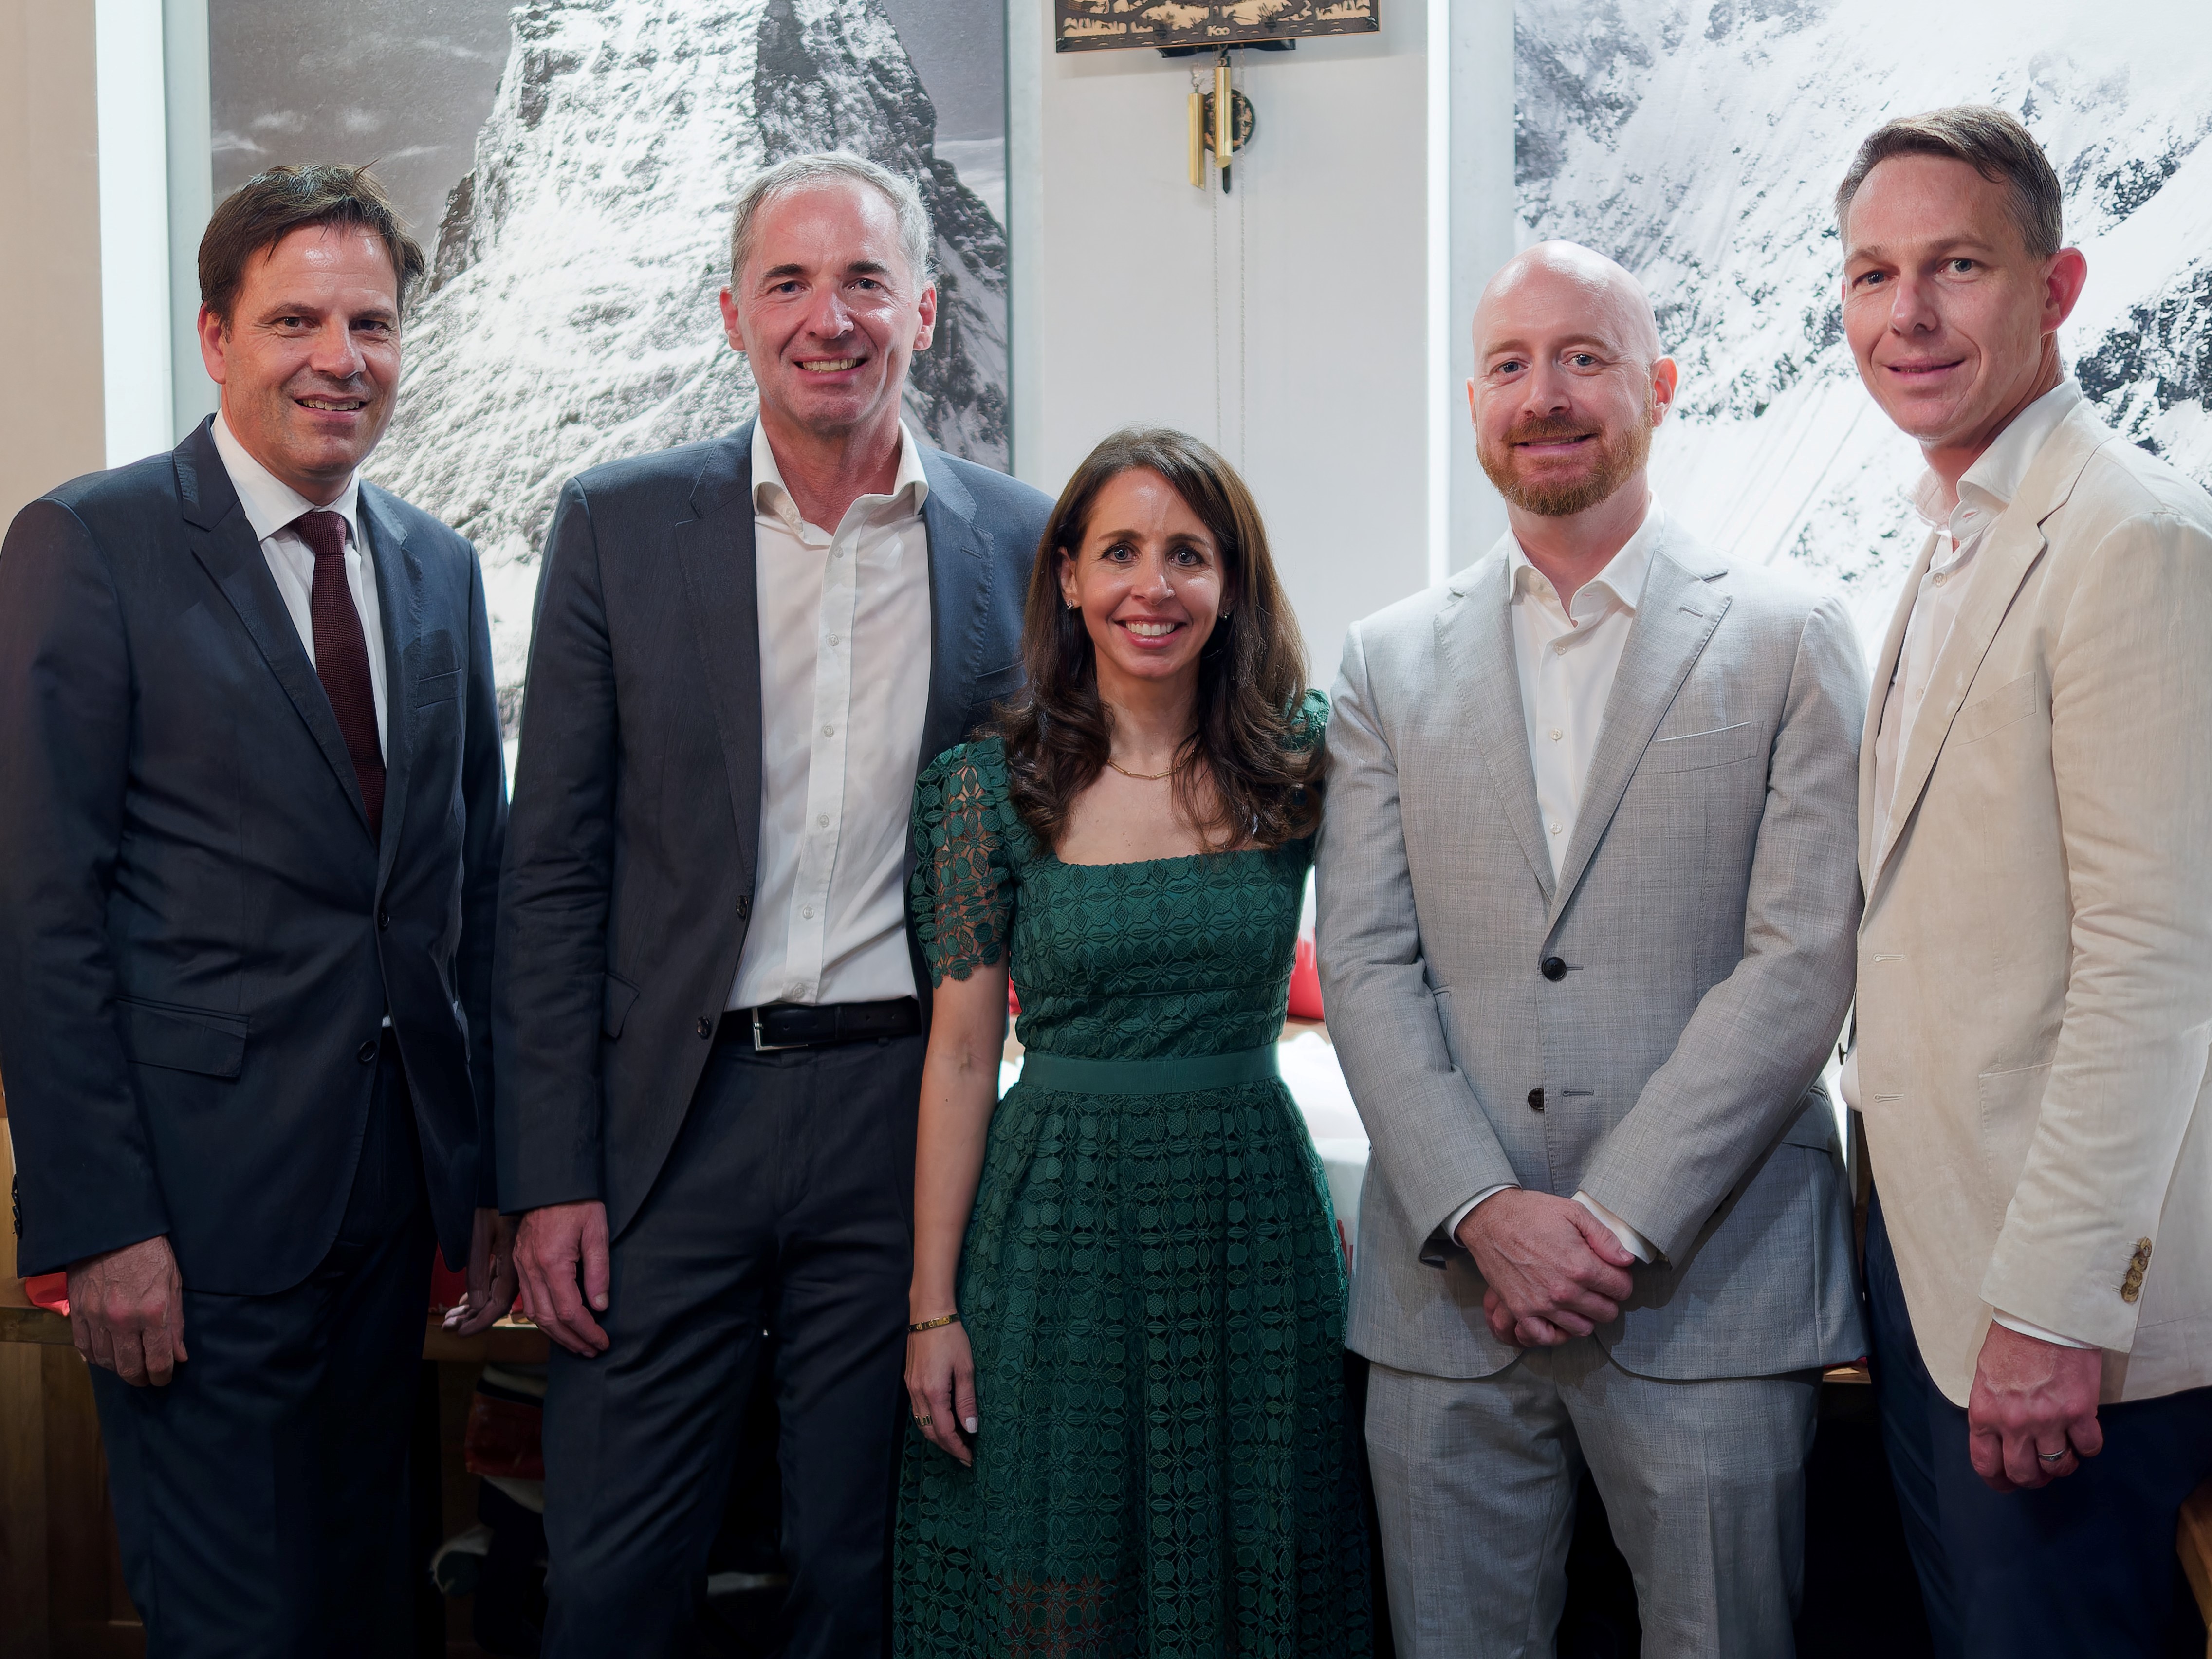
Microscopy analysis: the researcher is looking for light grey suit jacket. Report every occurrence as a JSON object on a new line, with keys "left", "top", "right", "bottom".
{"left": 1316, "top": 516, "right": 1867, "bottom": 1381}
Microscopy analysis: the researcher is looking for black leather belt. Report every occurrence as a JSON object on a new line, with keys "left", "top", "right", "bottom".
{"left": 721, "top": 997, "right": 922, "bottom": 1052}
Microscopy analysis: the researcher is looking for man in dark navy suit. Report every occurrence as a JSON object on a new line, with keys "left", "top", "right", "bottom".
{"left": 0, "top": 165, "right": 513, "bottom": 1657}
{"left": 498, "top": 153, "right": 1052, "bottom": 1658}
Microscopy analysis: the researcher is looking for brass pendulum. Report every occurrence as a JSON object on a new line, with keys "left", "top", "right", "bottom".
{"left": 1188, "top": 78, "right": 1204, "bottom": 189}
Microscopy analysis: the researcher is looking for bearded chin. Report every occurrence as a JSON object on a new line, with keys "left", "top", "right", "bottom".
{"left": 1479, "top": 417, "right": 1654, "bottom": 517}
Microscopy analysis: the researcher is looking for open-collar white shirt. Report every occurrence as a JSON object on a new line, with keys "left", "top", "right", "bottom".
{"left": 1454, "top": 499, "right": 1666, "bottom": 1263}
{"left": 1873, "top": 378, "right": 2083, "bottom": 839}
{"left": 211, "top": 410, "right": 387, "bottom": 754}
{"left": 1508, "top": 501, "right": 1661, "bottom": 879}
{"left": 726, "top": 420, "right": 934, "bottom": 1012}
{"left": 1870, "top": 378, "right": 2094, "bottom": 1350}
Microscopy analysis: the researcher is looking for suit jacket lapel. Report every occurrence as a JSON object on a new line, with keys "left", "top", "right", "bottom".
{"left": 1548, "top": 534, "right": 1729, "bottom": 928}
{"left": 1860, "top": 530, "right": 1934, "bottom": 889}
{"left": 361, "top": 487, "right": 423, "bottom": 887}
{"left": 1869, "top": 403, "right": 2108, "bottom": 886}
{"left": 1436, "top": 545, "right": 1554, "bottom": 906}
{"left": 178, "top": 423, "right": 374, "bottom": 840}
{"left": 671, "top": 424, "right": 763, "bottom": 897}
{"left": 914, "top": 446, "right": 992, "bottom": 774}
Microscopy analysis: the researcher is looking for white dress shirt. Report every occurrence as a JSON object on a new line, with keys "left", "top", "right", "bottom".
{"left": 726, "top": 422, "right": 934, "bottom": 1012}
{"left": 210, "top": 411, "right": 387, "bottom": 753}
{"left": 1868, "top": 379, "right": 2094, "bottom": 1351}
{"left": 1873, "top": 379, "right": 2083, "bottom": 840}
{"left": 1451, "top": 502, "right": 1667, "bottom": 1263}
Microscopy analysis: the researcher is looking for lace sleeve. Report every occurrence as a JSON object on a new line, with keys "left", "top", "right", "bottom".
{"left": 909, "top": 739, "right": 1019, "bottom": 987}
{"left": 1285, "top": 686, "right": 1330, "bottom": 757}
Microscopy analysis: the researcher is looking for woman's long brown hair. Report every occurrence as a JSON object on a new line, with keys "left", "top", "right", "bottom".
{"left": 996, "top": 427, "right": 1323, "bottom": 852}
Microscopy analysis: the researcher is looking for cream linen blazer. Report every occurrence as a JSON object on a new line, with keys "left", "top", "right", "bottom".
{"left": 1850, "top": 400, "right": 2212, "bottom": 1406}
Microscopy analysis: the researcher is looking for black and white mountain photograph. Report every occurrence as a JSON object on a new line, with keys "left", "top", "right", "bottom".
{"left": 209, "top": 0, "right": 1011, "bottom": 710}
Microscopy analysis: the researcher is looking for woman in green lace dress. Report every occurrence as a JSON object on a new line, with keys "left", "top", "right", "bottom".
{"left": 895, "top": 428, "right": 1370, "bottom": 1657}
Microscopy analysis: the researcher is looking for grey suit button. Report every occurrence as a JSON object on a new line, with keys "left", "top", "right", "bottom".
{"left": 1528, "top": 1087, "right": 1546, "bottom": 1113}
{"left": 697, "top": 1016, "right": 714, "bottom": 1039}
{"left": 1541, "top": 956, "right": 1567, "bottom": 982}
{"left": 357, "top": 1039, "right": 378, "bottom": 1063}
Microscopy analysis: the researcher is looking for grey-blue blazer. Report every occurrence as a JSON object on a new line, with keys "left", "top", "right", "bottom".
{"left": 1317, "top": 516, "right": 1867, "bottom": 1381}
{"left": 493, "top": 420, "right": 1050, "bottom": 1236}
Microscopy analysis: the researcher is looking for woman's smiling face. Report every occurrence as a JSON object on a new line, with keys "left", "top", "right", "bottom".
{"left": 1058, "top": 467, "right": 1227, "bottom": 692}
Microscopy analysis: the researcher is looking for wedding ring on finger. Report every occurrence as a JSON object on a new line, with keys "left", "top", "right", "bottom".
{"left": 2036, "top": 1446, "right": 2068, "bottom": 1463}
{"left": 917, "top": 1413, "right": 933, "bottom": 1428}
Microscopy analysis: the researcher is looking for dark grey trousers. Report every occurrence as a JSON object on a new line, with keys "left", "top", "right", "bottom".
{"left": 90, "top": 1029, "right": 434, "bottom": 1659}
{"left": 540, "top": 1031, "right": 925, "bottom": 1659}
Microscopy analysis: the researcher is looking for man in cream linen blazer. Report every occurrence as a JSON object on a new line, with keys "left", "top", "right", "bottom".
{"left": 1319, "top": 244, "right": 1865, "bottom": 1659}
{"left": 1837, "top": 106, "right": 2212, "bottom": 1659}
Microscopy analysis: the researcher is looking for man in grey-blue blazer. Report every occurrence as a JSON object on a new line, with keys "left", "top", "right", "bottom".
{"left": 1317, "top": 244, "right": 1865, "bottom": 1659}
{"left": 496, "top": 155, "right": 1051, "bottom": 1659}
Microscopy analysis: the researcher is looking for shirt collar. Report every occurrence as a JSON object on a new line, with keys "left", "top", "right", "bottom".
{"left": 1508, "top": 496, "right": 1663, "bottom": 621}
{"left": 1911, "top": 377, "right": 2083, "bottom": 534}
{"left": 750, "top": 419, "right": 929, "bottom": 538}
{"left": 210, "top": 411, "right": 363, "bottom": 549}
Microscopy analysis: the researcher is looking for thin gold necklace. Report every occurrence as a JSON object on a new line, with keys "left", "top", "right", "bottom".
{"left": 1105, "top": 756, "right": 1179, "bottom": 781}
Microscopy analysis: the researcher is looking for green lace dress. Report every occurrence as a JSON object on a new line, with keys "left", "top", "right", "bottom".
{"left": 893, "top": 691, "right": 1370, "bottom": 1659}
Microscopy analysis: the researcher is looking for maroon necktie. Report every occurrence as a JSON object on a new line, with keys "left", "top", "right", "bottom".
{"left": 291, "top": 510, "right": 385, "bottom": 839}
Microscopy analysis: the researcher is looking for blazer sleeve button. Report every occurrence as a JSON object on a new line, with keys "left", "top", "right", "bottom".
{"left": 697, "top": 1016, "right": 714, "bottom": 1039}
{"left": 1540, "top": 956, "right": 1567, "bottom": 982}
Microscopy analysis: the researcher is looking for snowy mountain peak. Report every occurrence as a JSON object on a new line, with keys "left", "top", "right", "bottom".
{"left": 368, "top": 0, "right": 1009, "bottom": 716}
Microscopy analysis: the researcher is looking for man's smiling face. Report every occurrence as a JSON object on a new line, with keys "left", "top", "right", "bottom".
{"left": 1842, "top": 152, "right": 2078, "bottom": 453}
{"left": 719, "top": 180, "right": 935, "bottom": 444}
{"left": 199, "top": 224, "right": 403, "bottom": 503}
{"left": 1469, "top": 248, "right": 1671, "bottom": 519}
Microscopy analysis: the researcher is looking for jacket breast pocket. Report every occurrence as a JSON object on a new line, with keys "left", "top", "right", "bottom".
{"left": 1640, "top": 720, "right": 1764, "bottom": 774}
{"left": 115, "top": 997, "right": 248, "bottom": 1078}
{"left": 412, "top": 668, "right": 463, "bottom": 709}
{"left": 1955, "top": 673, "right": 2038, "bottom": 745}
{"left": 964, "top": 662, "right": 1023, "bottom": 733}
{"left": 971, "top": 660, "right": 1020, "bottom": 701}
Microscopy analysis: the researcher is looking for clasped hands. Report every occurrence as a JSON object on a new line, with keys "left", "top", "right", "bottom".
{"left": 1456, "top": 1188, "right": 1638, "bottom": 1348}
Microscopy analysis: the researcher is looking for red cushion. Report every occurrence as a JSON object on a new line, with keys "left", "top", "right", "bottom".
{"left": 1288, "top": 936, "right": 1325, "bottom": 1023}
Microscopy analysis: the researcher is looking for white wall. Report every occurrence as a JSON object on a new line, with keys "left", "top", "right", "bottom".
{"left": 1009, "top": 1, "right": 1458, "bottom": 684}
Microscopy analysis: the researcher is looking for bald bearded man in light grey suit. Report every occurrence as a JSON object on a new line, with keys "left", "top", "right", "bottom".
{"left": 1317, "top": 244, "right": 1867, "bottom": 1658}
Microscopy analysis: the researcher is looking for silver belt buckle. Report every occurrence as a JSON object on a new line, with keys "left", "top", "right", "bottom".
{"left": 751, "top": 1006, "right": 808, "bottom": 1052}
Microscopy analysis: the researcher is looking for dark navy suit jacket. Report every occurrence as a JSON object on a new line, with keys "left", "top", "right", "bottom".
{"left": 0, "top": 418, "right": 507, "bottom": 1292}
{"left": 494, "top": 420, "right": 1050, "bottom": 1235}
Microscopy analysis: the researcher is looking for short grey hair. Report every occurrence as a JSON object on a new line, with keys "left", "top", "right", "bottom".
{"left": 728, "top": 152, "right": 935, "bottom": 294}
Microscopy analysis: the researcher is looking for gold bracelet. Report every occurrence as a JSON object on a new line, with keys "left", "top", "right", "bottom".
{"left": 907, "top": 1311, "right": 960, "bottom": 1333}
